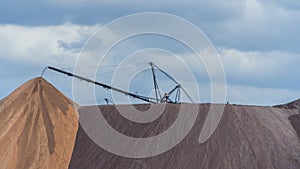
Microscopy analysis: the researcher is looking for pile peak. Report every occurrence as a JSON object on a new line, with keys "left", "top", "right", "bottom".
{"left": 0, "top": 77, "right": 78, "bottom": 169}
{"left": 275, "top": 98, "right": 300, "bottom": 110}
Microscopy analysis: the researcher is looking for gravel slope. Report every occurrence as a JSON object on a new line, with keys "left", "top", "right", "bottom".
{"left": 69, "top": 104, "right": 300, "bottom": 169}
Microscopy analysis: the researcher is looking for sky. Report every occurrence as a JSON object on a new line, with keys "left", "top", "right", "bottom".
{"left": 0, "top": 0, "right": 300, "bottom": 105}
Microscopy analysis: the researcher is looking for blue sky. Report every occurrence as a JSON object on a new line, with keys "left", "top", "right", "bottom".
{"left": 0, "top": 0, "right": 300, "bottom": 105}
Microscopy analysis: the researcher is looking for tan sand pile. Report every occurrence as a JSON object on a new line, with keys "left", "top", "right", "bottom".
{"left": 0, "top": 77, "right": 78, "bottom": 169}
{"left": 69, "top": 104, "right": 300, "bottom": 169}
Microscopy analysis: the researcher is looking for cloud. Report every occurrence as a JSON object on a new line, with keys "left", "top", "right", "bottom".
{"left": 219, "top": 48, "right": 300, "bottom": 89}
{"left": 263, "top": 0, "right": 300, "bottom": 10}
{"left": 226, "top": 84, "right": 300, "bottom": 105}
{"left": 205, "top": 0, "right": 300, "bottom": 52}
{"left": 0, "top": 23, "right": 100, "bottom": 98}
{"left": 1, "top": 0, "right": 244, "bottom": 24}
{"left": 0, "top": 23, "right": 100, "bottom": 67}
{"left": 2, "top": 0, "right": 300, "bottom": 52}
{"left": 161, "top": 47, "right": 300, "bottom": 105}
{"left": 0, "top": 22, "right": 299, "bottom": 105}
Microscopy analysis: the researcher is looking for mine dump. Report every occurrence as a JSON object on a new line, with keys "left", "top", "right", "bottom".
{"left": 0, "top": 64, "right": 299, "bottom": 169}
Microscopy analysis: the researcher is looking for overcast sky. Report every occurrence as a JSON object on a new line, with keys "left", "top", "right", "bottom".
{"left": 0, "top": 0, "right": 300, "bottom": 105}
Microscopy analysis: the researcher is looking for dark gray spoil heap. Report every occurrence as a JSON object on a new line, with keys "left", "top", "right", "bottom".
{"left": 275, "top": 99, "right": 300, "bottom": 139}
{"left": 275, "top": 98, "right": 300, "bottom": 110}
{"left": 69, "top": 103, "right": 300, "bottom": 169}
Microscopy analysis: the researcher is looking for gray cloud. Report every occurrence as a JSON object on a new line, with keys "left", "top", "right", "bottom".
{"left": 219, "top": 48, "right": 300, "bottom": 89}
{"left": 201, "top": 0, "right": 300, "bottom": 52}
{"left": 262, "top": 0, "right": 300, "bottom": 10}
{"left": 0, "top": 0, "right": 299, "bottom": 104}
{"left": 1, "top": 0, "right": 299, "bottom": 52}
